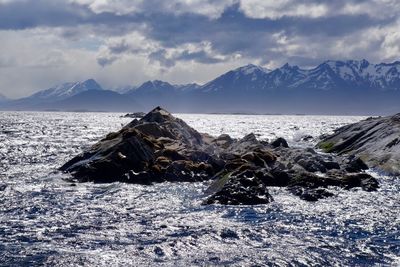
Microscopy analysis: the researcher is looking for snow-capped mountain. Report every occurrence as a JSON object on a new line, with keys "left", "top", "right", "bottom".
{"left": 290, "top": 60, "right": 400, "bottom": 90}
{"left": 200, "top": 60, "right": 400, "bottom": 93}
{"left": 27, "top": 79, "right": 103, "bottom": 102}
{"left": 175, "top": 83, "right": 201, "bottom": 91}
{"left": 113, "top": 85, "right": 136, "bottom": 94}
{"left": 200, "top": 64, "right": 272, "bottom": 93}
{"left": 1, "top": 60, "right": 400, "bottom": 114}
{"left": 118, "top": 60, "right": 400, "bottom": 114}
{"left": 124, "top": 80, "right": 199, "bottom": 111}
{"left": 125, "top": 80, "right": 201, "bottom": 95}
{"left": 126, "top": 80, "right": 176, "bottom": 96}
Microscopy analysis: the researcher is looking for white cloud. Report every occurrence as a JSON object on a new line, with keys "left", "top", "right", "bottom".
{"left": 72, "top": 0, "right": 331, "bottom": 19}
{"left": 69, "top": 0, "right": 235, "bottom": 18}
{"left": 80, "top": 0, "right": 143, "bottom": 15}
{"left": 159, "top": 0, "right": 235, "bottom": 18}
{"left": 341, "top": 0, "right": 400, "bottom": 19}
{"left": 239, "top": 0, "right": 328, "bottom": 19}
{"left": 239, "top": 0, "right": 400, "bottom": 20}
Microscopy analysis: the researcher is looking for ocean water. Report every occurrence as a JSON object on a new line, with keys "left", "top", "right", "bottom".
{"left": 0, "top": 111, "right": 399, "bottom": 266}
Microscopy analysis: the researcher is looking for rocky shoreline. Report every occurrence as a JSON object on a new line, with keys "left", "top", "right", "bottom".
{"left": 318, "top": 113, "right": 400, "bottom": 176}
{"left": 61, "top": 107, "right": 380, "bottom": 205}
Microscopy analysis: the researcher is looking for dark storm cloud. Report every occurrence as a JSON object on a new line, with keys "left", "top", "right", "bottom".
{"left": 97, "top": 56, "right": 117, "bottom": 67}
{"left": 139, "top": 4, "right": 395, "bottom": 65}
{"left": 108, "top": 42, "right": 131, "bottom": 54}
{"left": 148, "top": 49, "right": 175, "bottom": 67}
{"left": 175, "top": 50, "right": 223, "bottom": 64}
{"left": 148, "top": 48, "right": 224, "bottom": 67}
{"left": 0, "top": 0, "right": 398, "bottom": 67}
{"left": 0, "top": 0, "right": 143, "bottom": 30}
{"left": 0, "top": 0, "right": 88, "bottom": 29}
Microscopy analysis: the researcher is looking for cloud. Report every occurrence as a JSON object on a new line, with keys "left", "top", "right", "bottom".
{"left": 69, "top": 0, "right": 236, "bottom": 18}
{"left": 148, "top": 49, "right": 175, "bottom": 68}
{"left": 239, "top": 0, "right": 328, "bottom": 19}
{"left": 148, "top": 47, "right": 225, "bottom": 68}
{"left": 0, "top": 0, "right": 399, "bottom": 97}
{"left": 97, "top": 56, "right": 118, "bottom": 67}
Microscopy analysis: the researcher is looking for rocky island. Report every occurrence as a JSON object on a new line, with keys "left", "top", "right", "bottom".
{"left": 61, "top": 107, "right": 379, "bottom": 205}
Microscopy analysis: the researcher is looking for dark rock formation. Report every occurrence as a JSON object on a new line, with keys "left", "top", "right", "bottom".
{"left": 61, "top": 107, "right": 379, "bottom": 205}
{"left": 61, "top": 106, "right": 221, "bottom": 183}
{"left": 121, "top": 112, "right": 146, "bottom": 118}
{"left": 204, "top": 172, "right": 274, "bottom": 205}
{"left": 317, "top": 113, "right": 400, "bottom": 176}
{"left": 301, "top": 135, "right": 314, "bottom": 142}
{"left": 270, "top": 137, "right": 289, "bottom": 148}
{"left": 288, "top": 187, "right": 334, "bottom": 202}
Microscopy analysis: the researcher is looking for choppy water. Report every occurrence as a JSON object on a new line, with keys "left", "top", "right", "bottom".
{"left": 0, "top": 112, "right": 399, "bottom": 266}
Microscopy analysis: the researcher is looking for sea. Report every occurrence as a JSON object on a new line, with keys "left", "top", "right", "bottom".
{"left": 0, "top": 111, "right": 399, "bottom": 266}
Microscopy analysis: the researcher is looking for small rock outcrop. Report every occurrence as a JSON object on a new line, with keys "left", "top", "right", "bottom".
{"left": 61, "top": 107, "right": 379, "bottom": 205}
{"left": 317, "top": 113, "right": 400, "bottom": 176}
{"left": 121, "top": 112, "right": 146, "bottom": 118}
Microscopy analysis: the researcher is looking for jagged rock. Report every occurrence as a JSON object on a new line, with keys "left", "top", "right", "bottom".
{"left": 212, "top": 134, "right": 234, "bottom": 149}
{"left": 296, "top": 158, "right": 327, "bottom": 173}
{"left": 60, "top": 128, "right": 156, "bottom": 182}
{"left": 204, "top": 174, "right": 273, "bottom": 205}
{"left": 271, "top": 137, "right": 289, "bottom": 148}
{"left": 288, "top": 186, "right": 334, "bottom": 201}
{"left": 287, "top": 171, "right": 378, "bottom": 191}
{"left": 61, "top": 106, "right": 379, "bottom": 205}
{"left": 60, "top": 106, "right": 220, "bottom": 183}
{"left": 266, "top": 168, "right": 292, "bottom": 186}
{"left": 301, "top": 135, "right": 314, "bottom": 142}
{"left": 342, "top": 156, "right": 369, "bottom": 172}
{"left": 317, "top": 113, "right": 400, "bottom": 175}
{"left": 321, "top": 161, "right": 340, "bottom": 170}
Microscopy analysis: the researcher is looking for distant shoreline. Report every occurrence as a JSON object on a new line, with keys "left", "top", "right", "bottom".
{"left": 0, "top": 108, "right": 377, "bottom": 116}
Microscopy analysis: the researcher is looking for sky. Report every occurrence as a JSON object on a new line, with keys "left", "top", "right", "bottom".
{"left": 0, "top": 0, "right": 399, "bottom": 98}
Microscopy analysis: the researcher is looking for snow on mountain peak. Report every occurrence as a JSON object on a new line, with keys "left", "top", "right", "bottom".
{"left": 236, "top": 64, "right": 270, "bottom": 75}
{"left": 222, "top": 60, "right": 400, "bottom": 91}
{"left": 279, "top": 63, "right": 301, "bottom": 73}
{"left": 20, "top": 60, "right": 400, "bottom": 103}
{"left": 28, "top": 79, "right": 103, "bottom": 101}
{"left": 151, "top": 80, "right": 171, "bottom": 87}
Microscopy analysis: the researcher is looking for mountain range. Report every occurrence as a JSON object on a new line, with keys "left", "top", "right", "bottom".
{"left": 1, "top": 59, "right": 399, "bottom": 115}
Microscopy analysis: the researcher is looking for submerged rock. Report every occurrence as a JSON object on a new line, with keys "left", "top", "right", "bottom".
{"left": 288, "top": 186, "right": 334, "bottom": 202}
{"left": 220, "top": 229, "right": 239, "bottom": 239}
{"left": 61, "top": 106, "right": 379, "bottom": 205}
{"left": 317, "top": 113, "right": 400, "bottom": 175}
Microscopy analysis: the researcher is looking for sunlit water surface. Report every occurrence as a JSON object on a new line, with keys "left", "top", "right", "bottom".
{"left": 0, "top": 112, "right": 399, "bottom": 266}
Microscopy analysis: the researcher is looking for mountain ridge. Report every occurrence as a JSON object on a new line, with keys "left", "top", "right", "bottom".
{"left": 1, "top": 59, "right": 400, "bottom": 114}
{"left": 26, "top": 79, "right": 103, "bottom": 102}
